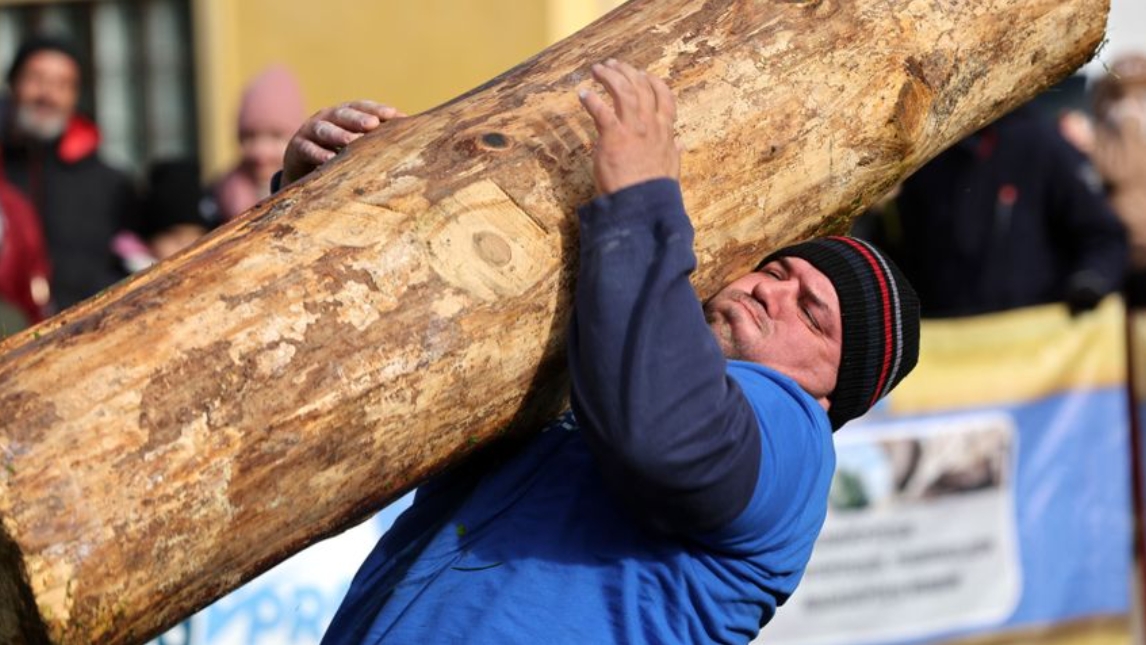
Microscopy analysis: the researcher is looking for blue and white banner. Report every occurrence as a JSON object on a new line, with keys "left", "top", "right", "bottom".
{"left": 763, "top": 299, "right": 1132, "bottom": 645}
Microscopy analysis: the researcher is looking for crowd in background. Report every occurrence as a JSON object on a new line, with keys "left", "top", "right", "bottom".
{"left": 854, "top": 54, "right": 1146, "bottom": 320}
{"left": 1, "top": 33, "right": 1146, "bottom": 334}
{"left": 0, "top": 35, "right": 305, "bottom": 334}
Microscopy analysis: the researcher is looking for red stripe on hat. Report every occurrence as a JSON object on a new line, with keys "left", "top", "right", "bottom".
{"left": 835, "top": 237, "right": 893, "bottom": 406}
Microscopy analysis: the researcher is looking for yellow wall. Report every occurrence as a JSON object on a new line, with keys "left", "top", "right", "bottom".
{"left": 194, "top": 0, "right": 623, "bottom": 178}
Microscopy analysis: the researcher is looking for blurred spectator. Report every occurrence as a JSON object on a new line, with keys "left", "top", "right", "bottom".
{"left": 0, "top": 36, "right": 138, "bottom": 310}
{"left": 0, "top": 300, "right": 27, "bottom": 336}
{"left": 211, "top": 65, "right": 306, "bottom": 222}
{"left": 859, "top": 102, "right": 1127, "bottom": 318}
{"left": 0, "top": 153, "right": 50, "bottom": 325}
{"left": 1030, "top": 74, "right": 1096, "bottom": 154}
{"left": 1091, "top": 53, "right": 1146, "bottom": 306}
{"left": 143, "top": 158, "right": 220, "bottom": 260}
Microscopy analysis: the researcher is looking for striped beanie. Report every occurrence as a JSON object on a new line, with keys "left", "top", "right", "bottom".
{"left": 760, "top": 236, "right": 920, "bottom": 430}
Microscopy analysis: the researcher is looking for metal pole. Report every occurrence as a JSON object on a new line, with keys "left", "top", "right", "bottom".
{"left": 1124, "top": 304, "right": 1146, "bottom": 643}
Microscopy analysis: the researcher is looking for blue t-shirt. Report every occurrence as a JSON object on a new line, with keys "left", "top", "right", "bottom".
{"left": 327, "top": 369, "right": 832, "bottom": 644}
{"left": 322, "top": 180, "right": 836, "bottom": 643}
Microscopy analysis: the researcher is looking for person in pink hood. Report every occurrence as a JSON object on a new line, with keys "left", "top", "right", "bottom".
{"left": 212, "top": 65, "right": 307, "bottom": 222}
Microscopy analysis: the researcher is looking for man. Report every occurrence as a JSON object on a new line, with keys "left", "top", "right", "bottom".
{"left": 1091, "top": 52, "right": 1146, "bottom": 306}
{"left": 281, "top": 60, "right": 920, "bottom": 643}
{"left": 1, "top": 36, "right": 137, "bottom": 310}
{"left": 861, "top": 99, "right": 1127, "bottom": 318}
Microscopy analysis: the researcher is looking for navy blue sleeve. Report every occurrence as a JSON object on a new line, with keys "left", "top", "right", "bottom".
{"left": 568, "top": 178, "right": 763, "bottom": 535}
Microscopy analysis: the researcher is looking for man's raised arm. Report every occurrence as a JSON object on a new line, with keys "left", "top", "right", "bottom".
{"left": 569, "top": 60, "right": 762, "bottom": 535}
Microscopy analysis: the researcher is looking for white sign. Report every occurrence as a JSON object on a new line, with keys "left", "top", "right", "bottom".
{"left": 762, "top": 413, "right": 1021, "bottom": 645}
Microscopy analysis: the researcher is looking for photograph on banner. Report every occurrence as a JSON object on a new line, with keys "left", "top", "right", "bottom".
{"left": 762, "top": 413, "right": 1021, "bottom": 645}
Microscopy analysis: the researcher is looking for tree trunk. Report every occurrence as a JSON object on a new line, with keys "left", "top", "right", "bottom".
{"left": 0, "top": 0, "right": 1107, "bottom": 642}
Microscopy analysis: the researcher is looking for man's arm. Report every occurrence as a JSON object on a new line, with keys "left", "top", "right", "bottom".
{"left": 569, "top": 61, "right": 762, "bottom": 536}
{"left": 1048, "top": 133, "right": 1129, "bottom": 313}
{"left": 1091, "top": 114, "right": 1146, "bottom": 273}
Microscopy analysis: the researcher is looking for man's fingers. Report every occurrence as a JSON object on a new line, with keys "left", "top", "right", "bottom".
{"left": 579, "top": 88, "right": 619, "bottom": 132}
{"left": 607, "top": 60, "right": 650, "bottom": 119}
{"left": 591, "top": 61, "right": 637, "bottom": 122}
{"left": 311, "top": 119, "right": 360, "bottom": 148}
{"left": 649, "top": 73, "right": 676, "bottom": 123}
{"left": 282, "top": 98, "right": 405, "bottom": 187}
{"left": 347, "top": 100, "right": 407, "bottom": 122}
{"left": 295, "top": 138, "right": 337, "bottom": 166}
{"left": 331, "top": 105, "right": 381, "bottom": 133}
{"left": 321, "top": 101, "right": 408, "bottom": 139}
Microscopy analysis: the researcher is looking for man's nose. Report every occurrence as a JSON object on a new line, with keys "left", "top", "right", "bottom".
{"left": 754, "top": 278, "right": 798, "bottom": 312}
{"left": 30, "top": 87, "right": 60, "bottom": 106}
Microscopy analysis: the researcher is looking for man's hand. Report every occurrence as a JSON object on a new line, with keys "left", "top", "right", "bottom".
{"left": 281, "top": 100, "right": 406, "bottom": 187}
{"left": 579, "top": 59, "right": 679, "bottom": 195}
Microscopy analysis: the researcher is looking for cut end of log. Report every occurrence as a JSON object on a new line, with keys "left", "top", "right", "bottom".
{"left": 0, "top": 524, "right": 51, "bottom": 644}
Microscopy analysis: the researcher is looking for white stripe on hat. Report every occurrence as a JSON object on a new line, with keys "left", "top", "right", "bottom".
{"left": 850, "top": 236, "right": 904, "bottom": 400}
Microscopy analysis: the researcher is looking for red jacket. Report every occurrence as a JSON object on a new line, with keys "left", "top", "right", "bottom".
{"left": 0, "top": 176, "right": 51, "bottom": 323}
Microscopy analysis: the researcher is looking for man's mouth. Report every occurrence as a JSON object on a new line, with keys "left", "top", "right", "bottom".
{"left": 31, "top": 97, "right": 61, "bottom": 112}
{"left": 734, "top": 295, "right": 767, "bottom": 333}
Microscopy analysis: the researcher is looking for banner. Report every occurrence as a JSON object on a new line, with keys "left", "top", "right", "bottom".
{"left": 763, "top": 299, "right": 1132, "bottom": 645}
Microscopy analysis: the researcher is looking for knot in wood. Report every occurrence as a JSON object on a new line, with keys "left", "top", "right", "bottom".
{"left": 473, "top": 231, "right": 513, "bottom": 267}
{"left": 479, "top": 132, "right": 511, "bottom": 150}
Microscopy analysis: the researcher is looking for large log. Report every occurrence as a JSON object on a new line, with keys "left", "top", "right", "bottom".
{"left": 0, "top": 0, "right": 1107, "bottom": 642}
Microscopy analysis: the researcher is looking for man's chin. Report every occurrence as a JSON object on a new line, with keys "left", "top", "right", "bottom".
{"left": 15, "top": 109, "right": 66, "bottom": 141}
{"left": 707, "top": 320, "right": 736, "bottom": 359}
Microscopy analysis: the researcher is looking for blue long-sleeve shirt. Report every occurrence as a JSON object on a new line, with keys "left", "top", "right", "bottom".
{"left": 570, "top": 179, "right": 775, "bottom": 534}
{"left": 322, "top": 179, "right": 835, "bottom": 644}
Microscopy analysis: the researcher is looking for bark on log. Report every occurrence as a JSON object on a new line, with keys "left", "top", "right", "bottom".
{"left": 0, "top": 0, "right": 1108, "bottom": 642}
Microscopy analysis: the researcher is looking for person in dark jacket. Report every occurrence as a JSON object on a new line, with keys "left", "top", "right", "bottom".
{"left": 142, "top": 158, "right": 221, "bottom": 260}
{"left": 278, "top": 61, "right": 921, "bottom": 644}
{"left": 1, "top": 36, "right": 138, "bottom": 310}
{"left": 863, "top": 104, "right": 1128, "bottom": 318}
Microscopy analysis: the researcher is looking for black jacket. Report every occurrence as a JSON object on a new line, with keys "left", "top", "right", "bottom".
{"left": 1, "top": 114, "right": 137, "bottom": 310}
{"left": 866, "top": 106, "right": 1127, "bottom": 318}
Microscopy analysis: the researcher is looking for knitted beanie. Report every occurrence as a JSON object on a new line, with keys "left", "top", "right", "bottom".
{"left": 760, "top": 236, "right": 920, "bottom": 430}
{"left": 6, "top": 36, "right": 82, "bottom": 86}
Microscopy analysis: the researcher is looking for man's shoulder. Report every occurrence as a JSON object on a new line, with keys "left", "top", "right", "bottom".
{"left": 57, "top": 148, "right": 134, "bottom": 190}
{"left": 725, "top": 360, "right": 831, "bottom": 430}
{"left": 696, "top": 362, "right": 834, "bottom": 562}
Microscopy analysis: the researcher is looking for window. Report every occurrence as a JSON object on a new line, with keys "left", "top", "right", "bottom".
{"left": 0, "top": 0, "right": 198, "bottom": 178}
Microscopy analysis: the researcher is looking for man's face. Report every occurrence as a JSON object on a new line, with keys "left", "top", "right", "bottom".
{"left": 239, "top": 126, "right": 293, "bottom": 190}
{"left": 704, "top": 257, "right": 843, "bottom": 408}
{"left": 11, "top": 50, "right": 80, "bottom": 141}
